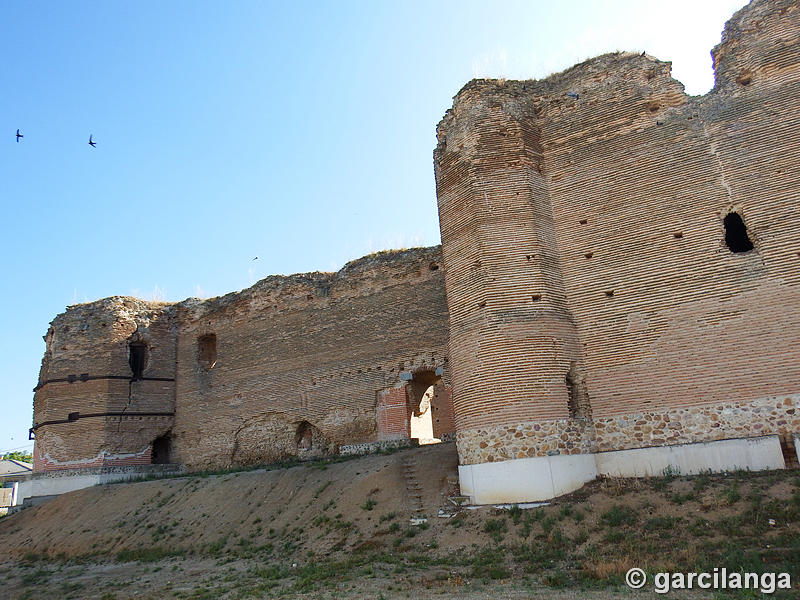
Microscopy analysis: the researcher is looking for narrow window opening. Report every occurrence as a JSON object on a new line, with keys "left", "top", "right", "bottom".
{"left": 197, "top": 334, "right": 217, "bottom": 370}
{"left": 723, "top": 212, "right": 754, "bottom": 253}
{"left": 129, "top": 342, "right": 147, "bottom": 380}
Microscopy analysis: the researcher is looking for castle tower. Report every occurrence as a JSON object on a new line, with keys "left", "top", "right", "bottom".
{"left": 32, "top": 298, "right": 177, "bottom": 472}
{"left": 434, "top": 83, "right": 597, "bottom": 503}
{"left": 435, "top": 0, "right": 800, "bottom": 504}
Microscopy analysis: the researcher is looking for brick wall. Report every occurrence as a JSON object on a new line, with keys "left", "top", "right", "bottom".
{"left": 32, "top": 0, "right": 799, "bottom": 477}
{"left": 435, "top": 0, "right": 800, "bottom": 464}
{"left": 32, "top": 248, "right": 450, "bottom": 471}
{"left": 32, "top": 298, "right": 176, "bottom": 471}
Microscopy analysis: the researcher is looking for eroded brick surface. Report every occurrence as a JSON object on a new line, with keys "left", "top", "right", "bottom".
{"left": 436, "top": 0, "right": 800, "bottom": 465}
{"left": 33, "top": 249, "right": 451, "bottom": 471}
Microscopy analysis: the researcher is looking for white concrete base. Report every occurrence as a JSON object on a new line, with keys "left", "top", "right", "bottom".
{"left": 595, "top": 435, "right": 785, "bottom": 478}
{"left": 794, "top": 434, "right": 800, "bottom": 463}
{"left": 459, "top": 453, "right": 597, "bottom": 504}
{"left": 459, "top": 435, "right": 787, "bottom": 504}
{"left": 15, "top": 465, "right": 185, "bottom": 506}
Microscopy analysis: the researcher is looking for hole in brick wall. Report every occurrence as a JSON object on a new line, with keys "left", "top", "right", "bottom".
{"left": 525, "top": 255, "right": 533, "bottom": 261}
{"left": 152, "top": 433, "right": 172, "bottom": 464}
{"left": 532, "top": 294, "right": 542, "bottom": 301}
{"left": 723, "top": 212, "right": 754, "bottom": 253}
{"left": 646, "top": 101, "right": 661, "bottom": 113}
{"left": 296, "top": 421, "right": 314, "bottom": 452}
{"left": 674, "top": 232, "right": 683, "bottom": 239}
{"left": 128, "top": 342, "right": 147, "bottom": 380}
{"left": 565, "top": 362, "right": 591, "bottom": 419}
{"left": 579, "top": 219, "right": 588, "bottom": 225}
{"left": 197, "top": 334, "right": 217, "bottom": 370}
{"left": 429, "top": 263, "right": 439, "bottom": 271}
{"left": 605, "top": 290, "right": 614, "bottom": 297}
{"left": 478, "top": 301, "right": 486, "bottom": 308}
{"left": 585, "top": 252, "right": 593, "bottom": 259}
{"left": 736, "top": 72, "right": 752, "bottom": 86}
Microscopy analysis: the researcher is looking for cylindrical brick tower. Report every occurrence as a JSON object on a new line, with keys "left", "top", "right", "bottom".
{"left": 434, "top": 81, "right": 597, "bottom": 503}
{"left": 32, "top": 298, "right": 177, "bottom": 472}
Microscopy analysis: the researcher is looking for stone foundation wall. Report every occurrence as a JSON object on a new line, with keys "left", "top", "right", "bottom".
{"left": 456, "top": 418, "right": 596, "bottom": 465}
{"left": 594, "top": 394, "right": 800, "bottom": 452}
{"left": 456, "top": 394, "right": 800, "bottom": 465}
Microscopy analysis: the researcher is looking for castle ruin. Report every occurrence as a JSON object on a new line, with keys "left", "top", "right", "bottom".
{"left": 27, "top": 0, "right": 800, "bottom": 503}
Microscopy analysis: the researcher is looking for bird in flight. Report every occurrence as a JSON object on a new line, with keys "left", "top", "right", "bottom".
{"left": 16, "top": 129, "right": 23, "bottom": 143}
{"left": 88, "top": 134, "right": 97, "bottom": 148}
{"left": 252, "top": 256, "right": 258, "bottom": 261}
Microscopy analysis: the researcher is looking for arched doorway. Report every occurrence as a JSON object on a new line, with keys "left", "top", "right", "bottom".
{"left": 407, "top": 369, "right": 454, "bottom": 444}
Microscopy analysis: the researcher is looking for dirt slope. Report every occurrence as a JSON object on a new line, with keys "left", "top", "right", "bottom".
{"left": 0, "top": 443, "right": 459, "bottom": 560}
{"left": 1, "top": 444, "right": 799, "bottom": 599}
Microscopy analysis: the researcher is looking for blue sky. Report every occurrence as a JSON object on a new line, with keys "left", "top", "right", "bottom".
{"left": 0, "top": 0, "right": 746, "bottom": 457}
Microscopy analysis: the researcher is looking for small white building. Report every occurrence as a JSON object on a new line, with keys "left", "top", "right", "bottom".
{"left": 0, "top": 459, "right": 33, "bottom": 514}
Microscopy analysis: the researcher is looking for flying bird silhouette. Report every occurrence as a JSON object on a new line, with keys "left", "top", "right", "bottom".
{"left": 252, "top": 257, "right": 258, "bottom": 261}
{"left": 16, "top": 129, "right": 23, "bottom": 143}
{"left": 88, "top": 134, "right": 97, "bottom": 148}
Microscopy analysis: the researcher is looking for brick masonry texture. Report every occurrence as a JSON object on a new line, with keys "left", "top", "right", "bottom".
{"left": 33, "top": 248, "right": 452, "bottom": 471}
{"left": 436, "top": 0, "right": 800, "bottom": 465}
{"left": 32, "top": 0, "right": 800, "bottom": 476}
